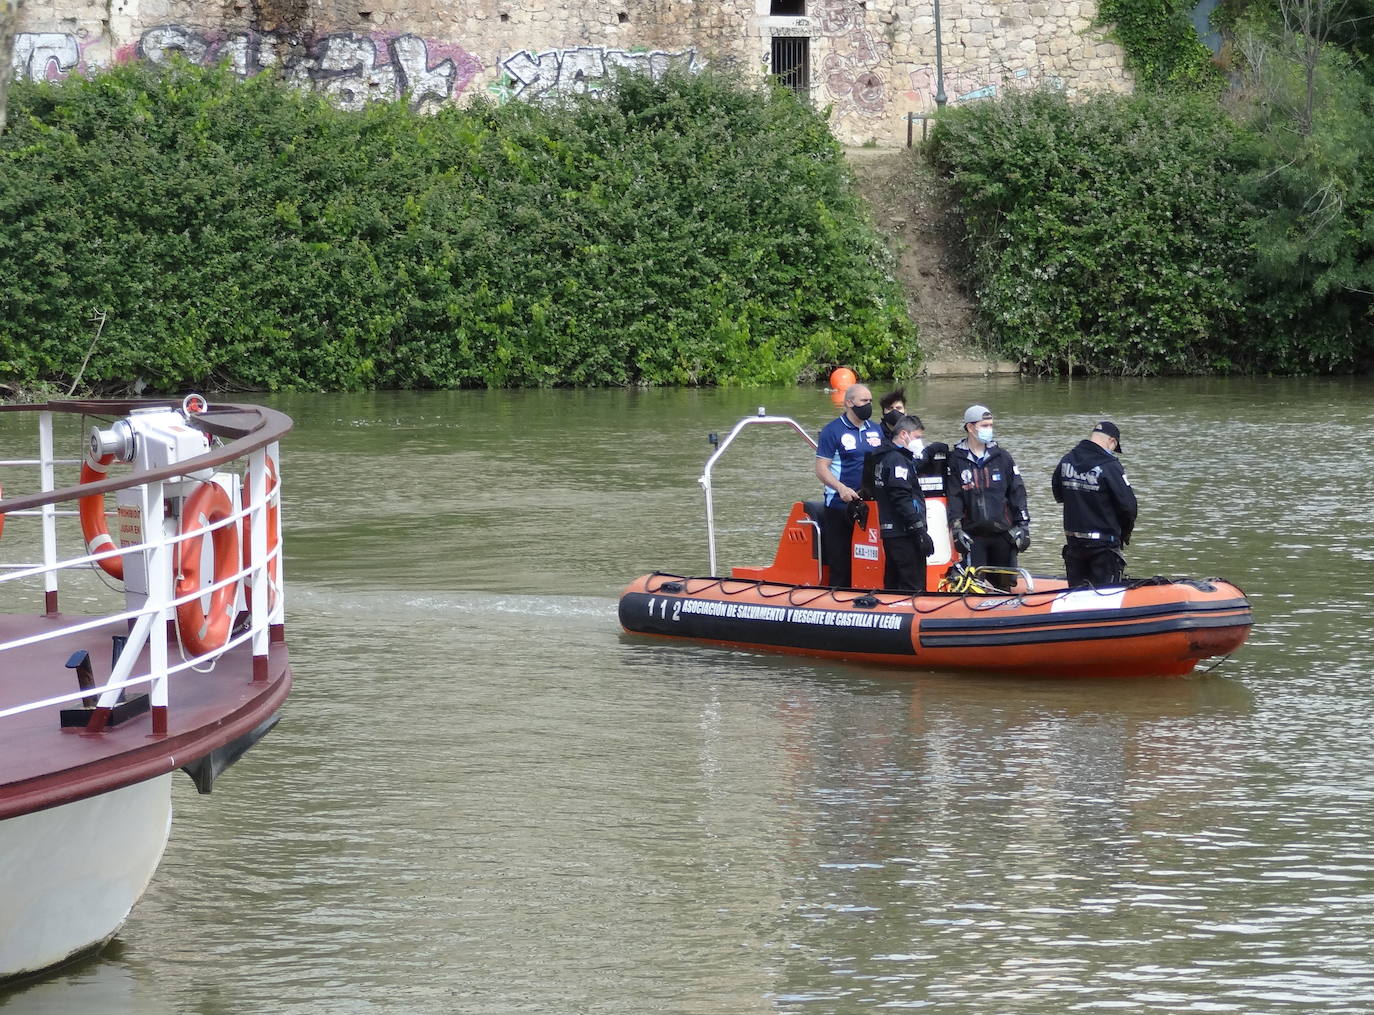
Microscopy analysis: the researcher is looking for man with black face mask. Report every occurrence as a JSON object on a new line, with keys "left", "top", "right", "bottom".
{"left": 814, "top": 383, "right": 884, "bottom": 588}
{"left": 879, "top": 388, "right": 906, "bottom": 440}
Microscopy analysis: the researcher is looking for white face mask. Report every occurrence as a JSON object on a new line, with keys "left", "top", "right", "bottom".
{"left": 907, "top": 437, "right": 925, "bottom": 455}
{"left": 976, "top": 426, "right": 995, "bottom": 443}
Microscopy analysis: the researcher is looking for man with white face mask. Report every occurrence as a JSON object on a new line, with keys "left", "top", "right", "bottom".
{"left": 872, "top": 416, "right": 936, "bottom": 592}
{"left": 944, "top": 404, "right": 1031, "bottom": 591}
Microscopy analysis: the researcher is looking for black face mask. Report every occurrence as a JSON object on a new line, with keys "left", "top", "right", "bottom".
{"left": 882, "top": 409, "right": 902, "bottom": 428}
{"left": 853, "top": 402, "right": 873, "bottom": 421}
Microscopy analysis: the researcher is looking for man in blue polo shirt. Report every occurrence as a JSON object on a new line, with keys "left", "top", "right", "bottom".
{"left": 814, "top": 383, "right": 884, "bottom": 587}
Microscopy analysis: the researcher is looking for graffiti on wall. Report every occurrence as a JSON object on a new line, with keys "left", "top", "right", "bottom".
{"left": 814, "top": 0, "right": 886, "bottom": 118}
{"left": 904, "top": 63, "right": 1064, "bottom": 111}
{"left": 12, "top": 26, "right": 481, "bottom": 110}
{"left": 491, "top": 47, "right": 703, "bottom": 102}
{"left": 11, "top": 32, "right": 88, "bottom": 80}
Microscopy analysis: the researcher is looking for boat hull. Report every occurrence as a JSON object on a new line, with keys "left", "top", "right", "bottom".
{"left": 0, "top": 775, "right": 172, "bottom": 980}
{"left": 619, "top": 574, "right": 1253, "bottom": 677}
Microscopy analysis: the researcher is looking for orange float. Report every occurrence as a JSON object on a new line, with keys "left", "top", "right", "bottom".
{"left": 828, "top": 367, "right": 857, "bottom": 390}
{"left": 78, "top": 452, "right": 123, "bottom": 580}
{"left": 176, "top": 481, "right": 241, "bottom": 656}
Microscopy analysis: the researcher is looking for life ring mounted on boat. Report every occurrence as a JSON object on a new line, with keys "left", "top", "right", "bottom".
{"left": 78, "top": 450, "right": 123, "bottom": 580}
{"left": 240, "top": 455, "right": 281, "bottom": 612}
{"left": 176, "top": 480, "right": 241, "bottom": 657}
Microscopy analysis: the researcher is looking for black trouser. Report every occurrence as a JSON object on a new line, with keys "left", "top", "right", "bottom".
{"left": 969, "top": 534, "right": 1017, "bottom": 592}
{"left": 883, "top": 536, "right": 926, "bottom": 592}
{"left": 822, "top": 505, "right": 855, "bottom": 588}
{"left": 1063, "top": 539, "right": 1125, "bottom": 587}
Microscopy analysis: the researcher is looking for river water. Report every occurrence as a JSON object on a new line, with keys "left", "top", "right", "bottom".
{"left": 4, "top": 377, "right": 1374, "bottom": 1014}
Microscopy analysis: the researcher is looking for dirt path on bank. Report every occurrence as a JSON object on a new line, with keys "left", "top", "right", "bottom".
{"left": 844, "top": 147, "right": 1015, "bottom": 376}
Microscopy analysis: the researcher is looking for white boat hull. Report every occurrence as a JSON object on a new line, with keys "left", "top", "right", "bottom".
{"left": 0, "top": 775, "right": 173, "bottom": 980}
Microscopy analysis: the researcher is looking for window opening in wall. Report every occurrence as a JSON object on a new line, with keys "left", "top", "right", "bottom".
{"left": 771, "top": 37, "right": 809, "bottom": 96}
{"left": 770, "top": 0, "right": 805, "bottom": 16}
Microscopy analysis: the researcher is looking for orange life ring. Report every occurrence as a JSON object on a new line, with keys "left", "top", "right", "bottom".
{"left": 240, "top": 456, "right": 280, "bottom": 611}
{"left": 78, "top": 452, "right": 124, "bottom": 580}
{"left": 0, "top": 481, "right": 6, "bottom": 538}
{"left": 176, "top": 481, "right": 241, "bottom": 656}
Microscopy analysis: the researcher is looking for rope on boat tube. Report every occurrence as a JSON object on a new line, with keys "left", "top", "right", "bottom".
{"left": 642, "top": 569, "right": 1245, "bottom": 618}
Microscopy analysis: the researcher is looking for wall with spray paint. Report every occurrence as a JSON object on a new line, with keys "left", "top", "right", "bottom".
{"left": 12, "top": 0, "right": 1130, "bottom": 144}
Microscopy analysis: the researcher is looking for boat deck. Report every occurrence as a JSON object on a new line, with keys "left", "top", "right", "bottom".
{"left": 0, "top": 613, "right": 291, "bottom": 819}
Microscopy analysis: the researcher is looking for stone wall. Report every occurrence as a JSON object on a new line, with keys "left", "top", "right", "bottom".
{"left": 12, "top": 0, "right": 1131, "bottom": 144}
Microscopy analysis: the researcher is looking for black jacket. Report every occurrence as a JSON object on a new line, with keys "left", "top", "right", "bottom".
{"left": 1051, "top": 440, "right": 1137, "bottom": 544}
{"left": 872, "top": 442, "right": 928, "bottom": 538}
{"left": 945, "top": 440, "right": 1030, "bottom": 536}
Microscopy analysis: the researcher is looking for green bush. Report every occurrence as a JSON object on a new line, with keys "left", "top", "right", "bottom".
{"left": 928, "top": 89, "right": 1251, "bottom": 374}
{"left": 0, "top": 62, "right": 917, "bottom": 391}
{"left": 1229, "top": 13, "right": 1374, "bottom": 371}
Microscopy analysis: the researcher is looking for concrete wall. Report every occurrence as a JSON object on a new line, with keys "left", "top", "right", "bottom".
{"left": 12, "top": 0, "right": 1131, "bottom": 145}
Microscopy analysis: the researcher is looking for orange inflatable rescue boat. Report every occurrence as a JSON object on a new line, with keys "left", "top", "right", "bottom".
{"left": 619, "top": 413, "right": 1252, "bottom": 678}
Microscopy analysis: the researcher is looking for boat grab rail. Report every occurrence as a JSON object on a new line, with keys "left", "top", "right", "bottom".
{"left": 698, "top": 410, "right": 818, "bottom": 577}
{"left": 0, "top": 401, "right": 288, "bottom": 735}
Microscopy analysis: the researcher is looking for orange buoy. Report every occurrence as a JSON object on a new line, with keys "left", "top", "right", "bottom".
{"left": 828, "top": 367, "right": 857, "bottom": 391}
{"left": 176, "top": 481, "right": 241, "bottom": 656}
{"left": 78, "top": 452, "right": 123, "bottom": 580}
{"left": 240, "top": 456, "right": 280, "bottom": 612}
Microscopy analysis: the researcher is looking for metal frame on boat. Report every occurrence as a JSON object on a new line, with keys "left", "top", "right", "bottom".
{"left": 0, "top": 398, "right": 294, "bottom": 982}
{"left": 621, "top": 411, "right": 1253, "bottom": 677}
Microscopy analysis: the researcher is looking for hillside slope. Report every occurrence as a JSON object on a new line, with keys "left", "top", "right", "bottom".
{"left": 845, "top": 147, "right": 1016, "bottom": 376}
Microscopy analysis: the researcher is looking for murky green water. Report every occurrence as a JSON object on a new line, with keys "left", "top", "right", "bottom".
{"left": 4, "top": 377, "right": 1374, "bottom": 1013}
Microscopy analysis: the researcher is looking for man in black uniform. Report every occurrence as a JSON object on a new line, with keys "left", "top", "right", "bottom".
{"left": 945, "top": 404, "right": 1031, "bottom": 592}
{"left": 878, "top": 388, "right": 907, "bottom": 440}
{"left": 1051, "top": 420, "right": 1138, "bottom": 587}
{"left": 872, "top": 416, "right": 935, "bottom": 592}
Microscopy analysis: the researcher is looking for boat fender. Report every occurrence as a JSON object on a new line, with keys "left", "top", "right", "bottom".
{"left": 176, "top": 481, "right": 241, "bottom": 657}
{"left": 78, "top": 450, "right": 124, "bottom": 580}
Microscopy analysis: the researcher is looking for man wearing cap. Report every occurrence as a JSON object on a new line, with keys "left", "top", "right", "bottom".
{"left": 945, "top": 404, "right": 1031, "bottom": 591}
{"left": 1051, "top": 420, "right": 1138, "bottom": 587}
{"left": 814, "top": 383, "right": 885, "bottom": 587}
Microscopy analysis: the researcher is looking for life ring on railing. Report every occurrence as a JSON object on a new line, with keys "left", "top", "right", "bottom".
{"left": 78, "top": 451, "right": 123, "bottom": 580}
{"left": 176, "top": 481, "right": 241, "bottom": 656}
{"left": 240, "top": 456, "right": 280, "bottom": 612}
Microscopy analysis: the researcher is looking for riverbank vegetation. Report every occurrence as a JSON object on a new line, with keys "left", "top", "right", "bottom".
{"left": 929, "top": 0, "right": 1374, "bottom": 375}
{"left": 0, "top": 65, "right": 916, "bottom": 392}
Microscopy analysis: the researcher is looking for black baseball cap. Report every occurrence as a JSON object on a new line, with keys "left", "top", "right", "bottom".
{"left": 1093, "top": 420, "right": 1123, "bottom": 453}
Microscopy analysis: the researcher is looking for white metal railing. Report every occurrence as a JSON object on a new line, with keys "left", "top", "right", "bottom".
{"left": 697, "top": 409, "right": 818, "bottom": 577}
{"left": 0, "top": 403, "right": 286, "bottom": 732}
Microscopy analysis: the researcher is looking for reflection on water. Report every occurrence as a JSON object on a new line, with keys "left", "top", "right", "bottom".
{"left": 3, "top": 377, "right": 1374, "bottom": 1014}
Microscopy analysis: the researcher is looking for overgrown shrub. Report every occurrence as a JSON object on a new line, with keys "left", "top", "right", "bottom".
{"left": 0, "top": 63, "right": 917, "bottom": 391}
{"left": 1097, "top": 0, "right": 1226, "bottom": 93}
{"left": 1229, "top": 10, "right": 1374, "bottom": 371}
{"left": 927, "top": 89, "right": 1251, "bottom": 374}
